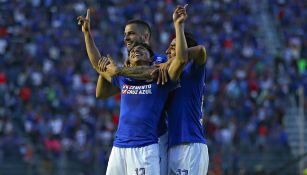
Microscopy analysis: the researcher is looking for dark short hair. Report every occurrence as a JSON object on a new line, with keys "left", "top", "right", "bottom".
{"left": 129, "top": 42, "right": 154, "bottom": 58}
{"left": 126, "top": 19, "right": 151, "bottom": 37}
{"left": 170, "top": 32, "right": 198, "bottom": 48}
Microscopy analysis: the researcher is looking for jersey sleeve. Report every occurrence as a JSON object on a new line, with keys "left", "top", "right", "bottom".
{"left": 111, "top": 76, "right": 122, "bottom": 88}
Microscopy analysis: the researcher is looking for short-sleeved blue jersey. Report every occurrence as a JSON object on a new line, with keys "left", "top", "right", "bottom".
{"left": 111, "top": 76, "right": 176, "bottom": 148}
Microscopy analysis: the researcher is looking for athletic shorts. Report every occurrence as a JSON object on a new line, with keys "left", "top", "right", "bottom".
{"left": 106, "top": 144, "right": 160, "bottom": 175}
{"left": 158, "top": 132, "right": 168, "bottom": 175}
{"left": 168, "top": 143, "right": 209, "bottom": 175}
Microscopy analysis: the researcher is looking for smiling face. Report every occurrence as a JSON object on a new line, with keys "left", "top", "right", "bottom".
{"left": 165, "top": 38, "right": 176, "bottom": 59}
{"left": 124, "top": 24, "right": 147, "bottom": 51}
{"left": 129, "top": 45, "right": 152, "bottom": 66}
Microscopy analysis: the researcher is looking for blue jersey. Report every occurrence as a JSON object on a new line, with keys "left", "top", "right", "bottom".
{"left": 167, "top": 60, "right": 207, "bottom": 147}
{"left": 111, "top": 76, "right": 176, "bottom": 148}
{"left": 153, "top": 53, "right": 168, "bottom": 137}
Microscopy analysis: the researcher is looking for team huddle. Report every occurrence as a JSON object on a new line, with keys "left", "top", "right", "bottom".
{"left": 77, "top": 4, "right": 209, "bottom": 175}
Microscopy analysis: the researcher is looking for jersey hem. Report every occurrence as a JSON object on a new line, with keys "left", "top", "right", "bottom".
{"left": 169, "top": 139, "right": 206, "bottom": 148}
{"left": 113, "top": 141, "right": 158, "bottom": 148}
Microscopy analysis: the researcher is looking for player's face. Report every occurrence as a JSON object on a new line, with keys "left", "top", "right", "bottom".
{"left": 166, "top": 39, "right": 176, "bottom": 59}
{"left": 129, "top": 45, "right": 151, "bottom": 66}
{"left": 124, "top": 24, "right": 146, "bottom": 51}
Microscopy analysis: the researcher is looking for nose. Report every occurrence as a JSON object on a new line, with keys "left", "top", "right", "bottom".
{"left": 124, "top": 35, "right": 130, "bottom": 42}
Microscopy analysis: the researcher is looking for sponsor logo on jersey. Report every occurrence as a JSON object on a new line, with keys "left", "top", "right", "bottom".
{"left": 122, "top": 84, "right": 152, "bottom": 94}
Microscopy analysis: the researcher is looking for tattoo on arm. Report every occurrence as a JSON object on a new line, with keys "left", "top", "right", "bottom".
{"left": 116, "top": 66, "right": 157, "bottom": 80}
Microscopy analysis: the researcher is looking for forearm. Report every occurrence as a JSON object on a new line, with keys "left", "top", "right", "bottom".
{"left": 116, "top": 66, "right": 157, "bottom": 80}
{"left": 175, "top": 23, "right": 188, "bottom": 64}
{"left": 96, "top": 75, "right": 120, "bottom": 99}
{"left": 84, "top": 32, "right": 101, "bottom": 69}
{"left": 168, "top": 59, "right": 186, "bottom": 81}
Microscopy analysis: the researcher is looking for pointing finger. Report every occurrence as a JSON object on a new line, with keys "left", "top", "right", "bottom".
{"left": 86, "top": 9, "right": 91, "bottom": 20}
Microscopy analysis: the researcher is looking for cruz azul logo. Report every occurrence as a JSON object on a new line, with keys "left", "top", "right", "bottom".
{"left": 122, "top": 84, "right": 152, "bottom": 95}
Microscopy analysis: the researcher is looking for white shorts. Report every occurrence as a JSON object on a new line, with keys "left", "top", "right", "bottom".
{"left": 106, "top": 144, "right": 160, "bottom": 175}
{"left": 158, "top": 132, "right": 168, "bottom": 175}
{"left": 168, "top": 143, "right": 209, "bottom": 175}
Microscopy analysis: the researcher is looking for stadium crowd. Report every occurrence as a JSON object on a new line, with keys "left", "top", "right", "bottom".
{"left": 0, "top": 0, "right": 306, "bottom": 174}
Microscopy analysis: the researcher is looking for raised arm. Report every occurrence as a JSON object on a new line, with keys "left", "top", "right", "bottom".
{"left": 78, "top": 9, "right": 120, "bottom": 98}
{"left": 77, "top": 9, "right": 100, "bottom": 69}
{"left": 168, "top": 5, "right": 189, "bottom": 81}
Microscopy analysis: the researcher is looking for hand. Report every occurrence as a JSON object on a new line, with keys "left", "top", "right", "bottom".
{"left": 77, "top": 9, "right": 91, "bottom": 33}
{"left": 173, "top": 4, "right": 188, "bottom": 25}
{"left": 105, "top": 55, "right": 118, "bottom": 76}
{"left": 96, "top": 56, "right": 110, "bottom": 74}
{"left": 123, "top": 58, "right": 131, "bottom": 67}
{"left": 151, "top": 62, "right": 171, "bottom": 85}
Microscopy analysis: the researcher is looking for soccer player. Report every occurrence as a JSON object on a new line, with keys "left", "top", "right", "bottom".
{"left": 77, "top": 9, "right": 169, "bottom": 175}
{"left": 102, "top": 5, "right": 209, "bottom": 175}
{"left": 166, "top": 6, "right": 209, "bottom": 175}
{"left": 77, "top": 9, "right": 166, "bottom": 99}
{"left": 95, "top": 42, "right": 177, "bottom": 175}
{"left": 96, "top": 5, "right": 209, "bottom": 174}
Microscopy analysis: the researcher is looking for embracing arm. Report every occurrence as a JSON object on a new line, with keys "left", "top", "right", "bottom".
{"left": 187, "top": 45, "right": 207, "bottom": 65}
{"left": 115, "top": 66, "right": 158, "bottom": 80}
{"left": 95, "top": 58, "right": 158, "bottom": 99}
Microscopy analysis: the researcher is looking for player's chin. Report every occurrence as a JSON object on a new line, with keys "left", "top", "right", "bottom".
{"left": 126, "top": 45, "right": 132, "bottom": 51}
{"left": 126, "top": 43, "right": 134, "bottom": 51}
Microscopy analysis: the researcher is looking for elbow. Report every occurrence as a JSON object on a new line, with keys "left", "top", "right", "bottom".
{"left": 198, "top": 46, "right": 207, "bottom": 65}
{"left": 96, "top": 90, "right": 107, "bottom": 100}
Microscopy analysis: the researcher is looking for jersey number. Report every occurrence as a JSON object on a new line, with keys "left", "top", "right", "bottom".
{"left": 176, "top": 169, "right": 188, "bottom": 175}
{"left": 135, "top": 168, "right": 145, "bottom": 175}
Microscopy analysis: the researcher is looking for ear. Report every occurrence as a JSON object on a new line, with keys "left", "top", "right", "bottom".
{"left": 143, "top": 33, "right": 150, "bottom": 43}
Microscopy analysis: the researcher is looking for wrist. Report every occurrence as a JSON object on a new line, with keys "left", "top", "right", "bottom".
{"left": 174, "top": 23, "right": 184, "bottom": 28}
{"left": 114, "top": 66, "right": 120, "bottom": 76}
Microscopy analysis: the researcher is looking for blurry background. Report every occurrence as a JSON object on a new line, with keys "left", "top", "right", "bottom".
{"left": 0, "top": 0, "right": 306, "bottom": 174}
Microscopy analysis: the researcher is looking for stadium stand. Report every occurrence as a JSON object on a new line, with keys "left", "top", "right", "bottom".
{"left": 0, "top": 0, "right": 306, "bottom": 174}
